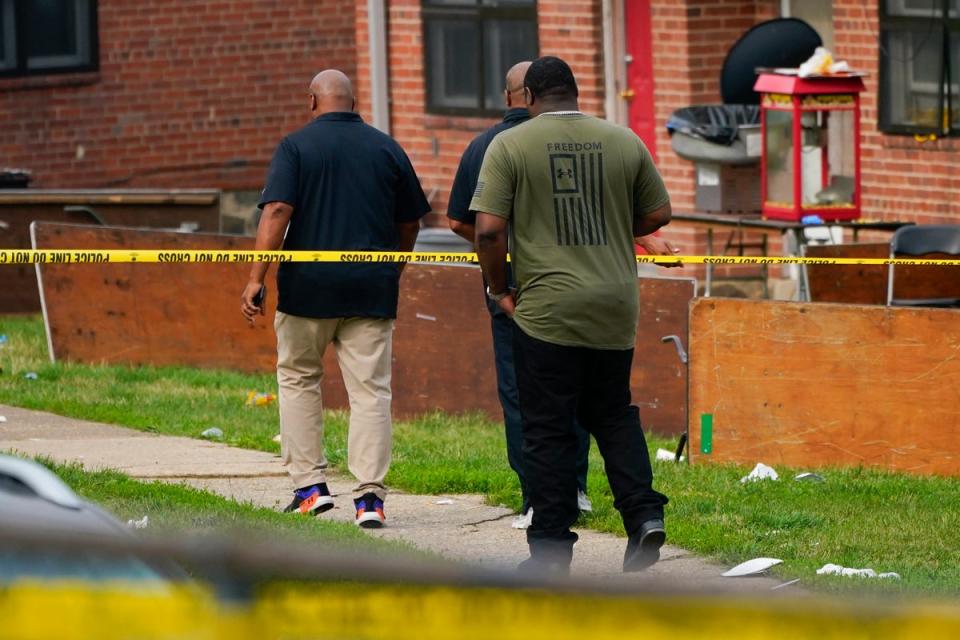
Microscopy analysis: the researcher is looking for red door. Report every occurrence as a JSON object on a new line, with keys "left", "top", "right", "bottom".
{"left": 624, "top": 0, "right": 657, "bottom": 162}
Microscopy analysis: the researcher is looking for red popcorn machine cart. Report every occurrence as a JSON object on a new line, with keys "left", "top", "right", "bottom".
{"left": 753, "top": 72, "right": 866, "bottom": 221}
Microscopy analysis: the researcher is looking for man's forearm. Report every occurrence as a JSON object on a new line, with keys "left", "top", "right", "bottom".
{"left": 249, "top": 203, "right": 293, "bottom": 284}
{"left": 397, "top": 221, "right": 420, "bottom": 253}
{"left": 396, "top": 221, "right": 420, "bottom": 275}
{"left": 633, "top": 203, "right": 672, "bottom": 240}
{"left": 448, "top": 219, "right": 476, "bottom": 244}
{"left": 475, "top": 224, "right": 509, "bottom": 293}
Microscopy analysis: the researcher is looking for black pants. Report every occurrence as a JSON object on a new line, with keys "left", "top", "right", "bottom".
{"left": 491, "top": 310, "right": 590, "bottom": 513}
{"left": 513, "top": 325, "right": 668, "bottom": 555}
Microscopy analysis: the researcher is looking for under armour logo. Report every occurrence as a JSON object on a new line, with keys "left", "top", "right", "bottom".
{"left": 556, "top": 168, "right": 574, "bottom": 180}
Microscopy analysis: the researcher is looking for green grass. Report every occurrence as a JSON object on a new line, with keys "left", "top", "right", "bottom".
{"left": 3, "top": 315, "right": 960, "bottom": 595}
{"left": 35, "top": 457, "right": 406, "bottom": 554}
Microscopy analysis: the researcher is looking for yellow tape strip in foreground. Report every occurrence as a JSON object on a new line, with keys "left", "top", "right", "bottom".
{"left": 3, "top": 249, "right": 960, "bottom": 266}
{"left": 3, "top": 582, "right": 960, "bottom": 640}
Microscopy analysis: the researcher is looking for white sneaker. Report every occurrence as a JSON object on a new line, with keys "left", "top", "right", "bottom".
{"left": 511, "top": 508, "right": 533, "bottom": 529}
{"left": 577, "top": 490, "right": 593, "bottom": 512}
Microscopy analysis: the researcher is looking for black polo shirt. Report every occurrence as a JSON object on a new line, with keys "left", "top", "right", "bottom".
{"left": 259, "top": 112, "right": 430, "bottom": 319}
{"left": 447, "top": 108, "right": 528, "bottom": 315}
{"left": 447, "top": 108, "right": 530, "bottom": 225}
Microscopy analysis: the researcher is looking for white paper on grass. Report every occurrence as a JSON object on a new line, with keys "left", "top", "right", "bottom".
{"left": 722, "top": 557, "right": 783, "bottom": 577}
{"left": 655, "top": 448, "right": 684, "bottom": 462}
{"left": 817, "top": 563, "right": 900, "bottom": 579}
{"left": 740, "top": 463, "right": 779, "bottom": 483}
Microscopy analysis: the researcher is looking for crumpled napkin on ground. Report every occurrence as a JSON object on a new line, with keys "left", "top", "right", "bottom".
{"left": 655, "top": 448, "right": 684, "bottom": 462}
{"left": 817, "top": 563, "right": 900, "bottom": 579}
{"left": 740, "top": 463, "right": 779, "bottom": 483}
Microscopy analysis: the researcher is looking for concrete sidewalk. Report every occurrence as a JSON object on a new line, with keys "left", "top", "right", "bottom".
{"left": 0, "top": 403, "right": 790, "bottom": 592}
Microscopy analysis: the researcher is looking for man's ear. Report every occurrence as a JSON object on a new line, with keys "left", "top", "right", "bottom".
{"left": 523, "top": 87, "right": 534, "bottom": 108}
{"left": 352, "top": 97, "right": 357, "bottom": 112}
{"left": 310, "top": 94, "right": 318, "bottom": 112}
{"left": 504, "top": 89, "right": 512, "bottom": 108}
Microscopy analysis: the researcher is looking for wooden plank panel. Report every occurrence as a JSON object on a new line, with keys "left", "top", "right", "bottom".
{"left": 805, "top": 243, "right": 960, "bottom": 304}
{"left": 32, "top": 223, "right": 500, "bottom": 421}
{"left": 635, "top": 277, "right": 694, "bottom": 436}
{"left": 34, "top": 223, "right": 275, "bottom": 370}
{"left": 2, "top": 194, "right": 219, "bottom": 313}
{"left": 32, "top": 223, "right": 693, "bottom": 430}
{"left": 688, "top": 298, "right": 960, "bottom": 476}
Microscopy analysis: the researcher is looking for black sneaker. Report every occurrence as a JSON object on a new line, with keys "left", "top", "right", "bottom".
{"left": 283, "top": 483, "right": 335, "bottom": 515}
{"left": 354, "top": 492, "right": 385, "bottom": 528}
{"left": 623, "top": 518, "right": 666, "bottom": 572}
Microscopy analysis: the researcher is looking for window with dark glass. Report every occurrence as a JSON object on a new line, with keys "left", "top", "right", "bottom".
{"left": 0, "top": 0, "right": 97, "bottom": 77}
{"left": 879, "top": 0, "right": 960, "bottom": 135}
{"left": 423, "top": 0, "right": 538, "bottom": 115}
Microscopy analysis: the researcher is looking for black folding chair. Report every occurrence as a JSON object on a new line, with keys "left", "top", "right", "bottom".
{"left": 886, "top": 224, "right": 960, "bottom": 307}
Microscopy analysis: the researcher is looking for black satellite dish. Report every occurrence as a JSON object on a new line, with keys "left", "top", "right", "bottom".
{"left": 721, "top": 18, "right": 822, "bottom": 105}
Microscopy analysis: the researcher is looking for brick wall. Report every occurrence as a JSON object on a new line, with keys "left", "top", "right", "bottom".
{"left": 5, "top": 0, "right": 956, "bottom": 231}
{"left": 0, "top": 0, "right": 357, "bottom": 190}
{"left": 354, "top": 0, "right": 606, "bottom": 227}
{"left": 650, "top": 0, "right": 960, "bottom": 230}
{"left": 649, "top": 0, "right": 779, "bottom": 277}
{"left": 833, "top": 0, "right": 960, "bottom": 226}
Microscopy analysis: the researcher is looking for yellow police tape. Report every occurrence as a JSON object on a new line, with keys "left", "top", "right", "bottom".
{"left": 2, "top": 582, "right": 960, "bottom": 640}
{"left": 3, "top": 249, "right": 960, "bottom": 266}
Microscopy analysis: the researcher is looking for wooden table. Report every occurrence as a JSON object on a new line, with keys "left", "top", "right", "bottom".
{"left": 670, "top": 212, "right": 912, "bottom": 297}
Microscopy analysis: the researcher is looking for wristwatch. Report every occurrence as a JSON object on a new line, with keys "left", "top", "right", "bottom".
{"left": 486, "top": 286, "right": 509, "bottom": 302}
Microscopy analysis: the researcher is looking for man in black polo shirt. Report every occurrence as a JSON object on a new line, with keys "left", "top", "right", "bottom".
{"left": 241, "top": 69, "right": 430, "bottom": 528}
{"left": 447, "top": 61, "right": 592, "bottom": 529}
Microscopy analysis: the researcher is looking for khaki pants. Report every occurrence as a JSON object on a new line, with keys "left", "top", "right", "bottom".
{"left": 275, "top": 311, "right": 394, "bottom": 500}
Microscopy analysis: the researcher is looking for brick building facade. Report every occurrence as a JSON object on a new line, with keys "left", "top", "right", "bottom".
{"left": 2, "top": 1, "right": 958, "bottom": 231}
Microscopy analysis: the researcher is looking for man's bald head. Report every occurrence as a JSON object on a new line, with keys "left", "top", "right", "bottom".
{"left": 308, "top": 69, "right": 355, "bottom": 116}
{"left": 505, "top": 61, "right": 532, "bottom": 94}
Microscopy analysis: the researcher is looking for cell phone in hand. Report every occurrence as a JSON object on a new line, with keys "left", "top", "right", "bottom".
{"left": 252, "top": 285, "right": 266, "bottom": 308}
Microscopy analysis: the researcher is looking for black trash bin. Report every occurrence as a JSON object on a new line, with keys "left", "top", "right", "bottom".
{"left": 667, "top": 105, "right": 762, "bottom": 213}
{"left": 664, "top": 18, "right": 822, "bottom": 213}
{"left": 0, "top": 168, "right": 32, "bottom": 189}
{"left": 666, "top": 105, "right": 761, "bottom": 164}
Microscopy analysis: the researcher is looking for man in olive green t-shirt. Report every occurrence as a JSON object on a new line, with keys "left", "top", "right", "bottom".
{"left": 472, "top": 56, "right": 673, "bottom": 576}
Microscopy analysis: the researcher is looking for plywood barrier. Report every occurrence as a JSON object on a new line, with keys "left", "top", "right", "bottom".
{"left": 635, "top": 276, "right": 694, "bottom": 436}
{"left": 688, "top": 298, "right": 960, "bottom": 475}
{"left": 1, "top": 189, "right": 219, "bottom": 313}
{"left": 32, "top": 223, "right": 692, "bottom": 433}
{"left": 805, "top": 243, "right": 960, "bottom": 304}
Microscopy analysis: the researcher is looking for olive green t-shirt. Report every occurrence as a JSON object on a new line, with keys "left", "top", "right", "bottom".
{"left": 470, "top": 112, "right": 669, "bottom": 349}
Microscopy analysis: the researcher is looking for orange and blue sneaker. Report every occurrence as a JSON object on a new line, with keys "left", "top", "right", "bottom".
{"left": 354, "top": 492, "right": 385, "bottom": 528}
{"left": 283, "top": 483, "right": 334, "bottom": 515}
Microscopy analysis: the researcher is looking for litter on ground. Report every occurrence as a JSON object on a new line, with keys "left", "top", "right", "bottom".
{"left": 655, "top": 448, "right": 684, "bottom": 462}
{"left": 722, "top": 557, "right": 783, "bottom": 577}
{"left": 817, "top": 563, "right": 900, "bottom": 579}
{"left": 246, "top": 391, "right": 276, "bottom": 407}
{"left": 740, "top": 463, "right": 779, "bottom": 483}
